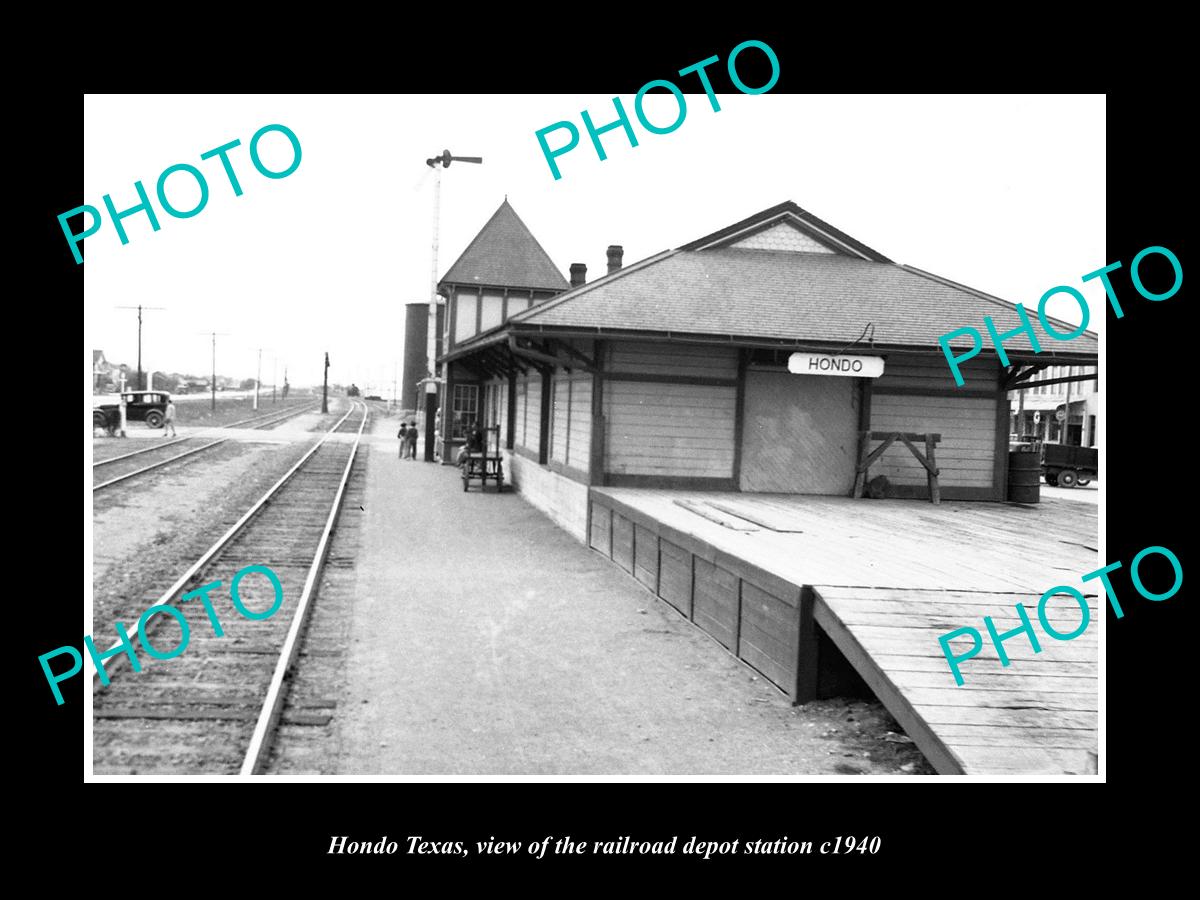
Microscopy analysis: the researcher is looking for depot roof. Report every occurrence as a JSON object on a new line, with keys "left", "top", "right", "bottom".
{"left": 450, "top": 200, "right": 1099, "bottom": 362}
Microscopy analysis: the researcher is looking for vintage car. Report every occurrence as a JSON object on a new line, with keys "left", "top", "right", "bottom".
{"left": 92, "top": 390, "right": 171, "bottom": 430}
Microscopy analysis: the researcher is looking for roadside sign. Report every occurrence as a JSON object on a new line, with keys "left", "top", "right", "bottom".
{"left": 1055, "top": 408, "right": 1067, "bottom": 422}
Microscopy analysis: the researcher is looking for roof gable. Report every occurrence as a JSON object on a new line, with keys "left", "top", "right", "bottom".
{"left": 728, "top": 220, "right": 836, "bottom": 253}
{"left": 678, "top": 200, "right": 892, "bottom": 262}
{"left": 440, "top": 199, "right": 568, "bottom": 292}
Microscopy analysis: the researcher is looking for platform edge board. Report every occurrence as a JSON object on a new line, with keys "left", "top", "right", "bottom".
{"left": 898, "top": 687, "right": 1098, "bottom": 711}
{"left": 929, "top": 724, "right": 1098, "bottom": 749}
{"left": 906, "top": 704, "right": 1096, "bottom": 730}
{"left": 868, "top": 653, "right": 1098, "bottom": 675}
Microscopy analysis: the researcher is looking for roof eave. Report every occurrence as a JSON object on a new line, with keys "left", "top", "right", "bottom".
{"left": 505, "top": 323, "right": 1098, "bottom": 361}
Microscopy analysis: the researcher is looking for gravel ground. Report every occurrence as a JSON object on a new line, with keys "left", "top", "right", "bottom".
{"left": 91, "top": 438, "right": 316, "bottom": 635}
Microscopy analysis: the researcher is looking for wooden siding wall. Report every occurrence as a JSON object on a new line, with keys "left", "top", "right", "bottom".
{"left": 551, "top": 376, "right": 569, "bottom": 462}
{"left": 549, "top": 367, "right": 595, "bottom": 480}
{"left": 605, "top": 382, "right": 736, "bottom": 478}
{"left": 876, "top": 353, "right": 999, "bottom": 392}
{"left": 514, "top": 373, "right": 543, "bottom": 456}
{"left": 514, "top": 377, "right": 528, "bottom": 449}
{"left": 609, "top": 342, "right": 738, "bottom": 379}
{"left": 870, "top": 353, "right": 1002, "bottom": 496}
{"left": 549, "top": 368, "right": 593, "bottom": 478}
{"left": 567, "top": 376, "right": 592, "bottom": 473}
{"left": 521, "top": 375, "right": 542, "bottom": 455}
{"left": 870, "top": 395, "right": 998, "bottom": 487}
{"left": 603, "top": 342, "right": 738, "bottom": 481}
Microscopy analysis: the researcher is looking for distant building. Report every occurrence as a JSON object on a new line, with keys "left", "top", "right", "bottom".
{"left": 92, "top": 350, "right": 112, "bottom": 392}
{"left": 1010, "top": 365, "right": 1098, "bottom": 446}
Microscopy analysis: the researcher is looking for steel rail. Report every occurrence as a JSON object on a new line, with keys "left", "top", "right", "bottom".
{"left": 93, "top": 437, "right": 191, "bottom": 467}
{"left": 92, "top": 439, "right": 229, "bottom": 492}
{"left": 92, "top": 402, "right": 359, "bottom": 680}
{"left": 240, "top": 400, "right": 368, "bottom": 774}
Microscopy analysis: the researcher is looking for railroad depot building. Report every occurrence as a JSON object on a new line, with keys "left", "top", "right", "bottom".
{"left": 435, "top": 200, "right": 1100, "bottom": 542}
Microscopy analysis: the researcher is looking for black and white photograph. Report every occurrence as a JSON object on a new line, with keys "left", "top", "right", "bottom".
{"left": 76, "top": 88, "right": 1119, "bottom": 783}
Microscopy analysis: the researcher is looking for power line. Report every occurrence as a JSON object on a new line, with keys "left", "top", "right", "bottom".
{"left": 198, "top": 331, "right": 232, "bottom": 411}
{"left": 116, "top": 305, "right": 167, "bottom": 390}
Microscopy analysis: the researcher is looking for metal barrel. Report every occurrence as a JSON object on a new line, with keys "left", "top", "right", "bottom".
{"left": 1008, "top": 450, "right": 1041, "bottom": 503}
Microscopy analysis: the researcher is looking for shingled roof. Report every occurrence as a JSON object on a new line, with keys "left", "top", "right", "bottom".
{"left": 489, "top": 203, "right": 1098, "bottom": 359}
{"left": 440, "top": 199, "right": 568, "bottom": 292}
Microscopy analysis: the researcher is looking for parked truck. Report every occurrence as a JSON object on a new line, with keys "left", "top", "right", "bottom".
{"left": 1041, "top": 442, "right": 1097, "bottom": 488}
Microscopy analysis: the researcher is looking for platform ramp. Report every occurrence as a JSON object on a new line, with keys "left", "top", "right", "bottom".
{"left": 812, "top": 585, "right": 1098, "bottom": 775}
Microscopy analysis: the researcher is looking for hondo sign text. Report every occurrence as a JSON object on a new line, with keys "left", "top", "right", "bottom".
{"left": 535, "top": 40, "right": 780, "bottom": 181}
{"left": 59, "top": 123, "right": 302, "bottom": 264}
{"left": 789, "top": 353, "right": 885, "bottom": 378}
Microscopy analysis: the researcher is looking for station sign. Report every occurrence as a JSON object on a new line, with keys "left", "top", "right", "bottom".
{"left": 788, "top": 353, "right": 885, "bottom": 378}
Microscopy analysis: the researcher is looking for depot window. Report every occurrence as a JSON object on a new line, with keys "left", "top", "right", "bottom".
{"left": 452, "top": 384, "right": 479, "bottom": 440}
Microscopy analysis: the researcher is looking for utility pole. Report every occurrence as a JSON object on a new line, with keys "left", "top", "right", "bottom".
{"left": 116, "top": 305, "right": 166, "bottom": 390}
{"left": 1063, "top": 366, "right": 1073, "bottom": 445}
{"left": 392, "top": 360, "right": 398, "bottom": 413}
{"left": 272, "top": 355, "right": 278, "bottom": 403}
{"left": 201, "top": 331, "right": 231, "bottom": 411}
{"left": 322, "top": 352, "right": 330, "bottom": 413}
{"left": 424, "top": 149, "right": 482, "bottom": 461}
{"left": 253, "top": 347, "right": 264, "bottom": 411}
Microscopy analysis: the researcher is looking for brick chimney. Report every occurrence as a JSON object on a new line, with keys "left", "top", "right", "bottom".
{"left": 606, "top": 245, "right": 624, "bottom": 275}
{"left": 569, "top": 262, "right": 587, "bottom": 288}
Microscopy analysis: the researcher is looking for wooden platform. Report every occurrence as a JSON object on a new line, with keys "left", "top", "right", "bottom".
{"left": 589, "top": 488, "right": 1099, "bottom": 775}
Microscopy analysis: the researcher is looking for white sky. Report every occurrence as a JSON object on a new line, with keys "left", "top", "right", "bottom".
{"left": 84, "top": 94, "right": 1104, "bottom": 392}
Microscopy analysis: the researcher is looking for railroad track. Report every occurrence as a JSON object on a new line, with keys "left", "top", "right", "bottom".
{"left": 92, "top": 400, "right": 369, "bottom": 775}
{"left": 93, "top": 437, "right": 230, "bottom": 492}
{"left": 92, "top": 402, "right": 322, "bottom": 492}
{"left": 224, "top": 401, "right": 319, "bottom": 430}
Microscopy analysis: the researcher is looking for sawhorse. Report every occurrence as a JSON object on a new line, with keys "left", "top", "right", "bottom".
{"left": 853, "top": 431, "right": 942, "bottom": 504}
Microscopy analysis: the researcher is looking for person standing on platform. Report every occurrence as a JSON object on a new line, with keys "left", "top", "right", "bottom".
{"left": 163, "top": 398, "right": 177, "bottom": 438}
{"left": 397, "top": 422, "right": 407, "bottom": 459}
{"left": 405, "top": 421, "right": 418, "bottom": 460}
